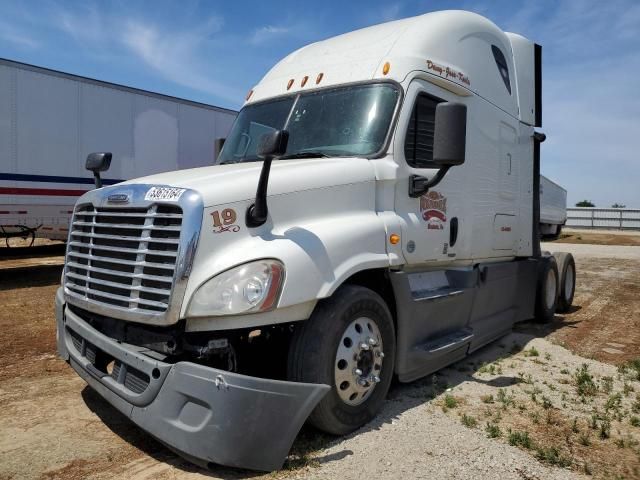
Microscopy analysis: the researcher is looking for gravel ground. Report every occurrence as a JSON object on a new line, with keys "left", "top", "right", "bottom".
{"left": 1, "top": 241, "right": 639, "bottom": 479}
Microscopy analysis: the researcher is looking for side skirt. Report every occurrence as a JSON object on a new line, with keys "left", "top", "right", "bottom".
{"left": 391, "top": 259, "right": 538, "bottom": 383}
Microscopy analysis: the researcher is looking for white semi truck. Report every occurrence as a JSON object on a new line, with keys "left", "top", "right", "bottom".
{"left": 0, "top": 58, "right": 236, "bottom": 245}
{"left": 55, "top": 11, "right": 577, "bottom": 471}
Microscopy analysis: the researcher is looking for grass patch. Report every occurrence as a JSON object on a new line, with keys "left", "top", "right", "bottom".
{"left": 461, "top": 413, "right": 477, "bottom": 428}
{"left": 526, "top": 346, "right": 540, "bottom": 357}
{"left": 630, "top": 416, "right": 640, "bottom": 427}
{"left": 623, "top": 358, "right": 640, "bottom": 381}
{"left": 599, "top": 418, "right": 611, "bottom": 440}
{"left": 485, "top": 422, "right": 502, "bottom": 438}
{"left": 600, "top": 376, "right": 614, "bottom": 394}
{"left": 535, "top": 446, "right": 572, "bottom": 468}
{"left": 508, "top": 430, "right": 533, "bottom": 449}
{"left": 605, "top": 393, "right": 623, "bottom": 414}
{"left": 575, "top": 364, "right": 597, "bottom": 397}
{"left": 579, "top": 433, "right": 591, "bottom": 446}
{"left": 497, "top": 388, "right": 515, "bottom": 408}
{"left": 442, "top": 394, "right": 458, "bottom": 411}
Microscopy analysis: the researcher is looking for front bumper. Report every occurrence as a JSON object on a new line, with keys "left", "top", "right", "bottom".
{"left": 55, "top": 288, "right": 330, "bottom": 471}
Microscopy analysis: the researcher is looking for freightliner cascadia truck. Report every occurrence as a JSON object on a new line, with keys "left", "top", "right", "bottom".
{"left": 55, "top": 10, "right": 577, "bottom": 471}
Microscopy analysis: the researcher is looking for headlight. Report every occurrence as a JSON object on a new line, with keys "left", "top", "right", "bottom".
{"left": 187, "top": 260, "right": 285, "bottom": 317}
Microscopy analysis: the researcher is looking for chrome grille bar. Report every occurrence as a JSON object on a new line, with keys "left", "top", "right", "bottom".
{"left": 64, "top": 202, "right": 182, "bottom": 316}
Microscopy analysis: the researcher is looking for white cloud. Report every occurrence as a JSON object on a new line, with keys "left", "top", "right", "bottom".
{"left": 0, "top": 21, "right": 39, "bottom": 49}
{"left": 56, "top": 4, "right": 106, "bottom": 44}
{"left": 46, "top": 5, "right": 242, "bottom": 104}
{"left": 119, "top": 18, "right": 243, "bottom": 103}
{"left": 249, "top": 25, "right": 291, "bottom": 45}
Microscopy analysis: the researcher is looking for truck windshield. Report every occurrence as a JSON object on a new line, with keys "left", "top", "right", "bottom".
{"left": 218, "top": 83, "right": 400, "bottom": 164}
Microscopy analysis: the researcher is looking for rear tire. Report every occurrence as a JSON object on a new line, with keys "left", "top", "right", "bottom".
{"left": 287, "top": 285, "right": 395, "bottom": 435}
{"left": 535, "top": 256, "right": 559, "bottom": 323}
{"left": 554, "top": 252, "right": 576, "bottom": 313}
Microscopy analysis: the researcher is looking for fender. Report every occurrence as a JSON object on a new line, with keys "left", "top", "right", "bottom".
{"left": 183, "top": 181, "right": 393, "bottom": 331}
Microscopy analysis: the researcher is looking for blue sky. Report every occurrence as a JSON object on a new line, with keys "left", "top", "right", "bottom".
{"left": 1, "top": 0, "right": 639, "bottom": 207}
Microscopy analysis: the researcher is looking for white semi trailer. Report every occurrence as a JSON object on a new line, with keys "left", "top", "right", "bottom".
{"left": 0, "top": 58, "right": 236, "bottom": 244}
{"left": 540, "top": 175, "right": 567, "bottom": 238}
{"left": 55, "top": 11, "right": 577, "bottom": 471}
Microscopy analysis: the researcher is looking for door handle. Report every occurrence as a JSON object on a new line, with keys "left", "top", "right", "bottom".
{"left": 450, "top": 217, "right": 459, "bottom": 247}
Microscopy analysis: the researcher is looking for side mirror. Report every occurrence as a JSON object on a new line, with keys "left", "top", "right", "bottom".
{"left": 246, "top": 130, "right": 289, "bottom": 228}
{"left": 214, "top": 138, "right": 225, "bottom": 160}
{"left": 85, "top": 152, "right": 112, "bottom": 188}
{"left": 257, "top": 130, "right": 289, "bottom": 159}
{"left": 433, "top": 102, "right": 467, "bottom": 167}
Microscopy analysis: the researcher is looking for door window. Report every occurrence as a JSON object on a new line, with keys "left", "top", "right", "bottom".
{"left": 404, "top": 94, "right": 442, "bottom": 169}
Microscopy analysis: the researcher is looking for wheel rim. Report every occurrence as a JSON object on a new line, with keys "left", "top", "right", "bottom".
{"left": 334, "top": 317, "right": 384, "bottom": 406}
{"left": 564, "top": 264, "right": 574, "bottom": 300}
{"left": 545, "top": 268, "right": 557, "bottom": 310}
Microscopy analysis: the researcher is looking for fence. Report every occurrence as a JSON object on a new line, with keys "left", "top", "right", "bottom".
{"left": 566, "top": 208, "right": 640, "bottom": 230}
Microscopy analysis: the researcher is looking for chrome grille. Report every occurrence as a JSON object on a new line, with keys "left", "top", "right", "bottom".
{"left": 64, "top": 204, "right": 183, "bottom": 314}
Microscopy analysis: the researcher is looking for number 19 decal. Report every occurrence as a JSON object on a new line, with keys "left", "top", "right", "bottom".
{"left": 211, "top": 208, "right": 240, "bottom": 234}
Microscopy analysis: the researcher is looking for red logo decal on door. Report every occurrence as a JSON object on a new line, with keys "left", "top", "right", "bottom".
{"left": 420, "top": 191, "right": 447, "bottom": 230}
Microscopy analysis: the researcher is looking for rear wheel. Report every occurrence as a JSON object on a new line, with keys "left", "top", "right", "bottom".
{"left": 535, "top": 257, "right": 559, "bottom": 323}
{"left": 554, "top": 252, "right": 576, "bottom": 313}
{"left": 287, "top": 285, "right": 395, "bottom": 435}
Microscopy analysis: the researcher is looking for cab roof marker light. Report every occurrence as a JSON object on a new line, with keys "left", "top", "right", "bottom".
{"left": 245, "top": 89, "right": 254, "bottom": 101}
{"left": 301, "top": 75, "right": 309, "bottom": 87}
{"left": 382, "top": 61, "right": 391, "bottom": 75}
{"left": 316, "top": 72, "right": 324, "bottom": 84}
{"left": 287, "top": 79, "right": 294, "bottom": 90}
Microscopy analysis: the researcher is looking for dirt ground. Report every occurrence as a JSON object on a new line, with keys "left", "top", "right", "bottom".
{"left": 552, "top": 229, "right": 640, "bottom": 247}
{"left": 0, "top": 237, "right": 638, "bottom": 479}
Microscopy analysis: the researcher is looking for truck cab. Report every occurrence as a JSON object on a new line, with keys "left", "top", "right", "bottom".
{"left": 55, "top": 10, "right": 575, "bottom": 472}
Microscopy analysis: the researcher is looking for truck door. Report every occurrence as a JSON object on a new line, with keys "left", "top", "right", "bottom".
{"left": 492, "top": 122, "right": 518, "bottom": 252}
{"left": 393, "top": 80, "right": 467, "bottom": 266}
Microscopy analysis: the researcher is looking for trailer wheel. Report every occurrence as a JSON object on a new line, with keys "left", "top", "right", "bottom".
{"left": 535, "top": 257, "right": 559, "bottom": 323}
{"left": 554, "top": 252, "right": 576, "bottom": 313}
{"left": 287, "top": 284, "right": 395, "bottom": 435}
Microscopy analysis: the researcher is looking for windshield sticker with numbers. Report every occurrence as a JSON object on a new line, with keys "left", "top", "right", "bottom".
{"left": 144, "top": 187, "right": 186, "bottom": 202}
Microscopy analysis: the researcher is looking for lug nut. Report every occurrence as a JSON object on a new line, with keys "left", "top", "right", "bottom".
{"left": 376, "top": 351, "right": 385, "bottom": 358}
{"left": 371, "top": 375, "right": 381, "bottom": 384}
{"left": 368, "top": 337, "right": 377, "bottom": 346}
{"left": 354, "top": 368, "right": 363, "bottom": 376}
{"left": 360, "top": 342, "right": 370, "bottom": 351}
{"left": 357, "top": 378, "right": 368, "bottom": 386}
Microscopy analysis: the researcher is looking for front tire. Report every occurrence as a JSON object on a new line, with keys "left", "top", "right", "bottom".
{"left": 287, "top": 285, "right": 395, "bottom": 435}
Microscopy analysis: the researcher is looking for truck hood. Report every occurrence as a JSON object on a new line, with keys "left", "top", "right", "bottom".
{"left": 119, "top": 157, "right": 376, "bottom": 207}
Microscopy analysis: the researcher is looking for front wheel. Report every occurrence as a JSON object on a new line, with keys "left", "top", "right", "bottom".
{"left": 287, "top": 285, "right": 395, "bottom": 435}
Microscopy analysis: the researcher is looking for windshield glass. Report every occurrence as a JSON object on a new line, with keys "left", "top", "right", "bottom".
{"left": 218, "top": 83, "right": 400, "bottom": 164}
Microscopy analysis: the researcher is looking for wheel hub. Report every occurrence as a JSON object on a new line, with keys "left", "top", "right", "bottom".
{"left": 334, "top": 317, "right": 384, "bottom": 406}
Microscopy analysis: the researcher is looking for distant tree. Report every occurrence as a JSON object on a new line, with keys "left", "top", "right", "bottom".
{"left": 611, "top": 203, "right": 626, "bottom": 208}
{"left": 575, "top": 200, "right": 595, "bottom": 207}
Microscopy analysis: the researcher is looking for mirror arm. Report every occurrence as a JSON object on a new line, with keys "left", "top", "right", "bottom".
{"left": 246, "top": 157, "right": 273, "bottom": 228}
{"left": 408, "top": 166, "right": 451, "bottom": 198}
{"left": 93, "top": 172, "right": 103, "bottom": 189}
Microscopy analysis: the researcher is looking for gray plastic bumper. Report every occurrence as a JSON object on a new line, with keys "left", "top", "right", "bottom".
{"left": 55, "top": 288, "right": 330, "bottom": 471}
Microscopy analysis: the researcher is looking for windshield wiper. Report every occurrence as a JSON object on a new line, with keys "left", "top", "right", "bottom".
{"left": 220, "top": 157, "right": 262, "bottom": 165}
{"left": 279, "top": 151, "right": 331, "bottom": 160}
